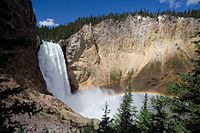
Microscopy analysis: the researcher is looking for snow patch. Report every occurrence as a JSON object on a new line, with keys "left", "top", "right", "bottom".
{"left": 137, "top": 15, "right": 142, "bottom": 20}
{"left": 158, "top": 16, "right": 164, "bottom": 22}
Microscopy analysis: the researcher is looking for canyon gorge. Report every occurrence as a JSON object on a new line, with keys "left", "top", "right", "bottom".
{"left": 0, "top": 0, "right": 200, "bottom": 132}
{"left": 61, "top": 15, "right": 199, "bottom": 93}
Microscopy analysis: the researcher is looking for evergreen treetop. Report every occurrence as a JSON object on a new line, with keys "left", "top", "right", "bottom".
{"left": 37, "top": 9, "right": 200, "bottom": 41}
{"left": 112, "top": 87, "right": 138, "bottom": 132}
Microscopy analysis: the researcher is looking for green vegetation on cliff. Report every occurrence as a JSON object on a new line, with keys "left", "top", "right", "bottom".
{"left": 37, "top": 9, "right": 200, "bottom": 41}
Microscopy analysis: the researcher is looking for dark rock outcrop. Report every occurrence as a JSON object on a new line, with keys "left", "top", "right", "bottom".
{"left": 0, "top": 2, "right": 98, "bottom": 131}
{"left": 0, "top": 0, "right": 46, "bottom": 92}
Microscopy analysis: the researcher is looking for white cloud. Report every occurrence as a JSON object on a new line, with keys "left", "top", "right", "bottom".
{"left": 159, "top": 0, "right": 183, "bottom": 8}
{"left": 159, "top": 0, "right": 199, "bottom": 8}
{"left": 39, "top": 18, "right": 59, "bottom": 27}
{"left": 186, "top": 0, "right": 199, "bottom": 5}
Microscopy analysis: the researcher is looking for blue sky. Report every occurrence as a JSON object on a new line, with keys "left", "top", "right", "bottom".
{"left": 32, "top": 0, "right": 199, "bottom": 27}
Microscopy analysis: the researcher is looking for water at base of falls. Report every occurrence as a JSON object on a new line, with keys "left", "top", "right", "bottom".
{"left": 66, "top": 89, "right": 157, "bottom": 119}
{"left": 38, "top": 41, "right": 157, "bottom": 119}
{"left": 38, "top": 41, "right": 71, "bottom": 101}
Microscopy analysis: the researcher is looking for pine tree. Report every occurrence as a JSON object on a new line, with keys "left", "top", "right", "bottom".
{"left": 151, "top": 96, "right": 168, "bottom": 133}
{"left": 137, "top": 94, "right": 153, "bottom": 133}
{"left": 151, "top": 96, "right": 189, "bottom": 133}
{"left": 112, "top": 87, "right": 137, "bottom": 132}
{"left": 83, "top": 120, "right": 97, "bottom": 133}
{"left": 37, "top": 9, "right": 200, "bottom": 41}
{"left": 167, "top": 40, "right": 200, "bottom": 132}
{"left": 98, "top": 102, "right": 114, "bottom": 133}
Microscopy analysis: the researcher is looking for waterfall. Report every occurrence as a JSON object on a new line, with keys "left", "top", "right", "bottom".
{"left": 37, "top": 41, "right": 158, "bottom": 119}
{"left": 38, "top": 41, "right": 71, "bottom": 101}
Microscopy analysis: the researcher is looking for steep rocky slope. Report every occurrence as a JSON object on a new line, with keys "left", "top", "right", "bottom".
{"left": 0, "top": 74, "right": 96, "bottom": 132}
{"left": 61, "top": 15, "right": 200, "bottom": 92}
{"left": 0, "top": 0, "right": 46, "bottom": 92}
{"left": 0, "top": 0, "right": 96, "bottom": 132}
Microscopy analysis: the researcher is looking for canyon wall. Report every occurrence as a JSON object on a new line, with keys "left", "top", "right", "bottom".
{"left": 61, "top": 15, "right": 200, "bottom": 92}
{"left": 0, "top": 1, "right": 94, "bottom": 132}
{"left": 0, "top": 0, "right": 46, "bottom": 92}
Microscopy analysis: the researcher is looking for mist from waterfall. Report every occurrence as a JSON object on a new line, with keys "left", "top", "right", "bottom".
{"left": 66, "top": 89, "right": 156, "bottom": 119}
{"left": 38, "top": 41, "right": 71, "bottom": 101}
{"left": 38, "top": 41, "right": 156, "bottom": 119}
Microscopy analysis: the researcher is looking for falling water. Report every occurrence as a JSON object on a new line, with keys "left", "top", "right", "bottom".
{"left": 38, "top": 41, "right": 158, "bottom": 119}
{"left": 38, "top": 41, "right": 71, "bottom": 101}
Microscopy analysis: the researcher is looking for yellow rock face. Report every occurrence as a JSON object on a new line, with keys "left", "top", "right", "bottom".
{"left": 61, "top": 15, "right": 200, "bottom": 92}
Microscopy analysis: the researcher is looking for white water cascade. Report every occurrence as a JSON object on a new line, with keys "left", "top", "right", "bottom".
{"left": 38, "top": 41, "right": 158, "bottom": 119}
{"left": 38, "top": 41, "right": 71, "bottom": 101}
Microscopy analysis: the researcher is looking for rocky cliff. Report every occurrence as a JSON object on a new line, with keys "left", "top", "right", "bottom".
{"left": 0, "top": 1, "right": 95, "bottom": 132}
{"left": 61, "top": 15, "right": 200, "bottom": 92}
{"left": 0, "top": 0, "right": 46, "bottom": 92}
{"left": 0, "top": 74, "right": 97, "bottom": 132}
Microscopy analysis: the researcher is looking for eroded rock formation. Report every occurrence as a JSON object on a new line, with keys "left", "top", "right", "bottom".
{"left": 61, "top": 15, "right": 200, "bottom": 92}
